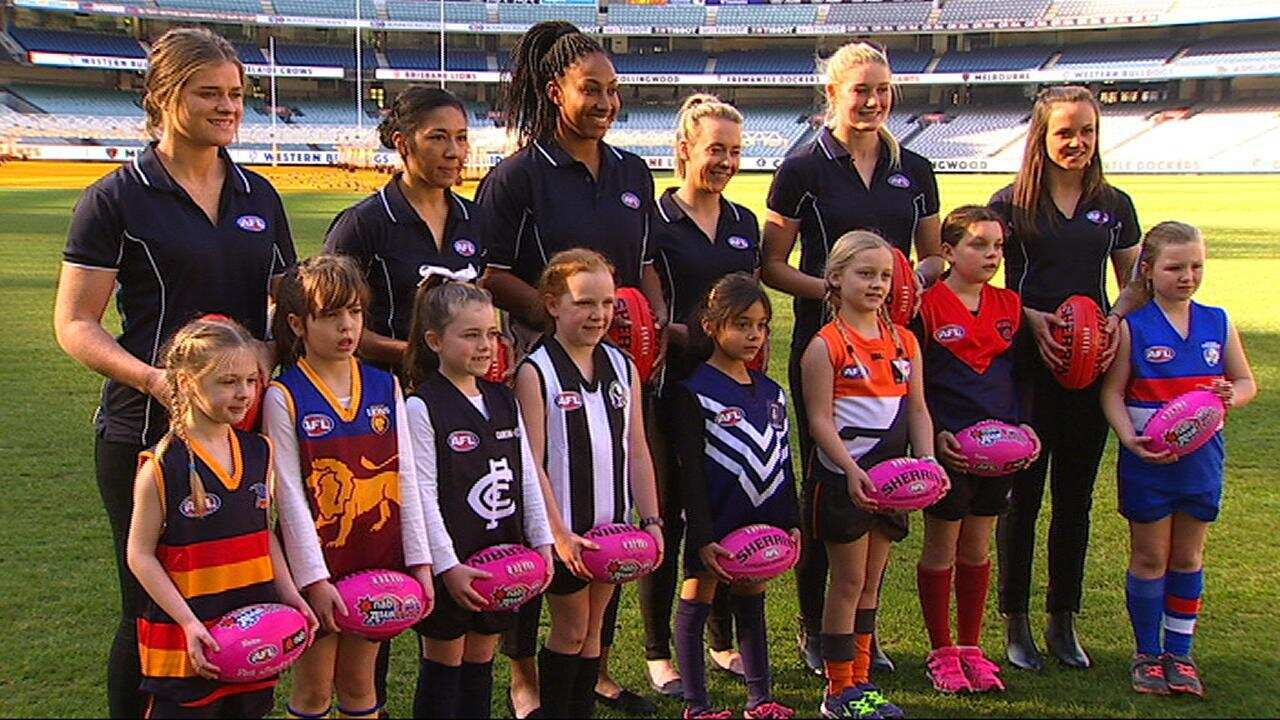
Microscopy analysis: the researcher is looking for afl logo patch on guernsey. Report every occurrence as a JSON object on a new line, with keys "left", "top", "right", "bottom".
{"left": 1201, "top": 341, "right": 1221, "bottom": 366}
{"left": 727, "top": 235, "right": 750, "bottom": 250}
{"left": 620, "top": 192, "right": 641, "bottom": 210}
{"left": 934, "top": 324, "right": 966, "bottom": 343}
{"left": 453, "top": 239, "right": 477, "bottom": 257}
{"left": 716, "top": 407, "right": 745, "bottom": 426}
{"left": 367, "top": 404, "right": 392, "bottom": 435}
{"left": 555, "top": 391, "right": 583, "bottom": 411}
{"left": 236, "top": 214, "right": 268, "bottom": 232}
{"left": 180, "top": 493, "right": 222, "bottom": 519}
{"left": 1145, "top": 346, "right": 1176, "bottom": 363}
{"left": 303, "top": 413, "right": 335, "bottom": 438}
{"left": 448, "top": 431, "right": 481, "bottom": 453}
{"left": 887, "top": 173, "right": 911, "bottom": 189}
{"left": 1085, "top": 209, "right": 1110, "bottom": 225}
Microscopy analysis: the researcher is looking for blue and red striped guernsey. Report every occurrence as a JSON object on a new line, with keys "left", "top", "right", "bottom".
{"left": 1123, "top": 300, "right": 1227, "bottom": 430}
{"left": 137, "top": 429, "right": 279, "bottom": 706}
{"left": 271, "top": 357, "right": 404, "bottom": 577}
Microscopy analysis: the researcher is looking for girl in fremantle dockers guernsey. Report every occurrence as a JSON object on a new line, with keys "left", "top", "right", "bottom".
{"left": 761, "top": 41, "right": 942, "bottom": 673}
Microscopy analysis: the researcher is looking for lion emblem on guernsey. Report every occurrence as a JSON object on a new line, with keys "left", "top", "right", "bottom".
{"left": 307, "top": 456, "right": 401, "bottom": 549}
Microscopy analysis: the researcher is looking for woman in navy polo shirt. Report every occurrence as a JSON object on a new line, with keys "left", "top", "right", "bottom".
{"left": 989, "top": 86, "right": 1142, "bottom": 672}
{"left": 325, "top": 85, "right": 486, "bottom": 368}
{"left": 52, "top": 28, "right": 296, "bottom": 718}
{"left": 761, "top": 40, "right": 942, "bottom": 674}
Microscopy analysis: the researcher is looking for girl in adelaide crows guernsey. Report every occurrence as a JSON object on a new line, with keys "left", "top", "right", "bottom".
{"left": 401, "top": 276, "right": 555, "bottom": 719}
{"left": 800, "top": 231, "right": 936, "bottom": 720}
{"left": 666, "top": 274, "right": 800, "bottom": 719}
{"left": 1100, "top": 222, "right": 1256, "bottom": 698}
{"left": 126, "top": 317, "right": 316, "bottom": 719}
{"left": 988, "top": 86, "right": 1143, "bottom": 672}
{"left": 761, "top": 41, "right": 941, "bottom": 673}
{"left": 324, "top": 86, "right": 488, "bottom": 369}
{"left": 263, "top": 256, "right": 433, "bottom": 720}
{"left": 512, "top": 249, "right": 663, "bottom": 718}
{"left": 910, "top": 206, "right": 1041, "bottom": 696}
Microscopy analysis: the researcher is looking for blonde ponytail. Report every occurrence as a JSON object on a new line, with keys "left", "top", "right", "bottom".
{"left": 819, "top": 42, "right": 901, "bottom": 170}
{"left": 674, "top": 92, "right": 744, "bottom": 179}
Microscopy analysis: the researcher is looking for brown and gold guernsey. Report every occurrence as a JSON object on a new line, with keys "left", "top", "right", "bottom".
{"left": 137, "top": 428, "right": 279, "bottom": 706}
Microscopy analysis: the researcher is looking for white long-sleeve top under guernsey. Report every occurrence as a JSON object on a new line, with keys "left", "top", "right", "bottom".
{"left": 405, "top": 383, "right": 554, "bottom": 574}
{"left": 265, "top": 359, "right": 432, "bottom": 589}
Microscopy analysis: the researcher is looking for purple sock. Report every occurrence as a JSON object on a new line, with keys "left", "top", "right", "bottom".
{"left": 676, "top": 599, "right": 712, "bottom": 709}
{"left": 730, "top": 593, "right": 771, "bottom": 708}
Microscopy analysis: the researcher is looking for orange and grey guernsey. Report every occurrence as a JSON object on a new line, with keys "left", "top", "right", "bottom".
{"left": 814, "top": 317, "right": 919, "bottom": 473}
{"left": 137, "top": 428, "right": 279, "bottom": 707}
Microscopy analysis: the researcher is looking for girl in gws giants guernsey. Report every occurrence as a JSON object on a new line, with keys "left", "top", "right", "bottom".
{"left": 800, "top": 231, "right": 938, "bottom": 720}
{"left": 402, "top": 275, "right": 555, "bottom": 719}
{"left": 667, "top": 273, "right": 800, "bottom": 719}
{"left": 1100, "top": 222, "right": 1256, "bottom": 699}
{"left": 911, "top": 207, "right": 1040, "bottom": 695}
{"left": 265, "top": 256, "right": 434, "bottom": 720}
{"left": 127, "top": 316, "right": 317, "bottom": 719}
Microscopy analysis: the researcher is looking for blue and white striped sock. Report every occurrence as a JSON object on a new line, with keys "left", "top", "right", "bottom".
{"left": 1164, "top": 568, "right": 1204, "bottom": 656}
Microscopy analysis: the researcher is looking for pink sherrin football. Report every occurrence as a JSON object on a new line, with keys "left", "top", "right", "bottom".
{"left": 207, "top": 603, "right": 310, "bottom": 683}
{"left": 465, "top": 544, "right": 548, "bottom": 612}
{"left": 866, "top": 457, "right": 948, "bottom": 512}
{"left": 581, "top": 523, "right": 659, "bottom": 584}
{"left": 1142, "top": 389, "right": 1226, "bottom": 458}
{"left": 954, "top": 420, "right": 1038, "bottom": 477}
{"left": 334, "top": 569, "right": 426, "bottom": 640}
{"left": 718, "top": 524, "right": 798, "bottom": 583}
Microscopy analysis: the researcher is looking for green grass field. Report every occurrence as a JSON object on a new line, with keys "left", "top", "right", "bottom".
{"left": 1, "top": 170, "right": 1277, "bottom": 718}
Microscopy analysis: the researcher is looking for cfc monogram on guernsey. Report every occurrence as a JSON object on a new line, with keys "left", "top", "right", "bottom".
{"left": 523, "top": 337, "right": 633, "bottom": 535}
{"left": 272, "top": 357, "right": 404, "bottom": 576}
{"left": 416, "top": 372, "right": 525, "bottom": 558}
{"left": 137, "top": 430, "right": 280, "bottom": 706}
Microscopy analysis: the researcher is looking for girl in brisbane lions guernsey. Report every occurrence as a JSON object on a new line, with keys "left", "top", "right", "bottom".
{"left": 324, "top": 86, "right": 488, "bottom": 370}
{"left": 53, "top": 28, "right": 297, "bottom": 719}
{"left": 127, "top": 317, "right": 316, "bottom": 720}
{"left": 263, "top": 257, "right": 433, "bottom": 720}
{"left": 761, "top": 41, "right": 942, "bottom": 674}
{"left": 988, "top": 86, "right": 1144, "bottom": 672}
{"left": 401, "top": 276, "right": 555, "bottom": 719}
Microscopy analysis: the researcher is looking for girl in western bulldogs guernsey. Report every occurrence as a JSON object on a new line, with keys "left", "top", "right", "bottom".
{"left": 800, "top": 231, "right": 937, "bottom": 720}
{"left": 402, "top": 275, "right": 555, "bottom": 719}
{"left": 127, "top": 316, "right": 316, "bottom": 719}
{"left": 513, "top": 248, "right": 664, "bottom": 717}
{"left": 667, "top": 273, "right": 800, "bottom": 719}
{"left": 264, "top": 256, "right": 433, "bottom": 720}
{"left": 1100, "top": 221, "right": 1256, "bottom": 698}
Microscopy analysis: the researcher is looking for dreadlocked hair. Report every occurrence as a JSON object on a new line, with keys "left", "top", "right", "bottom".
{"left": 823, "top": 230, "right": 905, "bottom": 358}
{"left": 272, "top": 255, "right": 371, "bottom": 366}
{"left": 501, "top": 20, "right": 606, "bottom": 146}
{"left": 152, "top": 315, "right": 257, "bottom": 519}
{"left": 403, "top": 276, "right": 494, "bottom": 393}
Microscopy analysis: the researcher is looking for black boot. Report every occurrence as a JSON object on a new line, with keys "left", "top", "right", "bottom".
{"left": 1046, "top": 612, "right": 1091, "bottom": 669}
{"left": 870, "top": 633, "right": 895, "bottom": 674}
{"left": 1004, "top": 613, "right": 1044, "bottom": 671}
{"left": 796, "top": 620, "right": 823, "bottom": 676}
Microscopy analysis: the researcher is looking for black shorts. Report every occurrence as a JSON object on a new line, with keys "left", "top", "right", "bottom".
{"left": 145, "top": 688, "right": 274, "bottom": 719}
{"left": 924, "top": 470, "right": 1013, "bottom": 521}
{"left": 415, "top": 576, "right": 516, "bottom": 641}
{"left": 546, "top": 560, "right": 593, "bottom": 595}
{"left": 812, "top": 463, "right": 909, "bottom": 544}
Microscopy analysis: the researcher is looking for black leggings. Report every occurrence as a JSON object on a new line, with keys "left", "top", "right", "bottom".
{"left": 789, "top": 349, "right": 828, "bottom": 635}
{"left": 98, "top": 436, "right": 148, "bottom": 719}
{"left": 997, "top": 365, "right": 1110, "bottom": 615}
{"left": 501, "top": 584, "right": 622, "bottom": 660}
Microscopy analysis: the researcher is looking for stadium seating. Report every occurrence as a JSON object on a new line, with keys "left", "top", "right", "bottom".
{"left": 933, "top": 44, "right": 1054, "bottom": 72}
{"left": 1050, "top": 0, "right": 1173, "bottom": 18}
{"left": 155, "top": 0, "right": 261, "bottom": 14}
{"left": 236, "top": 43, "right": 266, "bottom": 64}
{"left": 9, "top": 27, "right": 146, "bottom": 57}
{"left": 386, "top": 1, "right": 490, "bottom": 23}
{"left": 716, "top": 4, "right": 818, "bottom": 27}
{"left": 1055, "top": 40, "right": 1180, "bottom": 66}
{"left": 826, "top": 1, "right": 933, "bottom": 28}
{"left": 8, "top": 84, "right": 143, "bottom": 117}
{"left": 611, "top": 51, "right": 708, "bottom": 74}
{"left": 883, "top": 49, "right": 934, "bottom": 74}
{"left": 715, "top": 50, "right": 815, "bottom": 75}
{"left": 907, "top": 106, "right": 1030, "bottom": 158}
{"left": 271, "top": 43, "right": 378, "bottom": 70}
{"left": 1179, "top": 35, "right": 1280, "bottom": 65}
{"left": 496, "top": 3, "right": 597, "bottom": 27}
{"left": 938, "top": 0, "right": 1052, "bottom": 24}
{"left": 607, "top": 4, "right": 706, "bottom": 27}
{"left": 383, "top": 48, "right": 490, "bottom": 71}
{"left": 272, "top": 0, "right": 364, "bottom": 19}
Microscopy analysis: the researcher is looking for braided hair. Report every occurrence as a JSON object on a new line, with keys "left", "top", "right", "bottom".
{"left": 501, "top": 21, "right": 606, "bottom": 146}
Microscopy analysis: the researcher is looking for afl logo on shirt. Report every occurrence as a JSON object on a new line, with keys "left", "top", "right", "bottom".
{"left": 180, "top": 493, "right": 222, "bottom": 519}
{"left": 887, "top": 174, "right": 911, "bottom": 189}
{"left": 555, "top": 391, "right": 584, "bottom": 412}
{"left": 716, "top": 407, "right": 745, "bottom": 426}
{"left": 1085, "top": 210, "right": 1111, "bottom": 225}
{"left": 367, "top": 404, "right": 392, "bottom": 435}
{"left": 236, "top": 214, "right": 268, "bottom": 232}
{"left": 303, "top": 413, "right": 335, "bottom": 438}
{"left": 448, "top": 431, "right": 481, "bottom": 453}
{"left": 453, "top": 239, "right": 477, "bottom": 257}
{"left": 727, "top": 236, "right": 751, "bottom": 250}
{"left": 620, "top": 192, "right": 642, "bottom": 210}
{"left": 1201, "top": 341, "right": 1222, "bottom": 367}
{"left": 1144, "top": 346, "right": 1176, "bottom": 364}
{"left": 841, "top": 365, "right": 868, "bottom": 380}
{"left": 934, "top": 324, "right": 966, "bottom": 343}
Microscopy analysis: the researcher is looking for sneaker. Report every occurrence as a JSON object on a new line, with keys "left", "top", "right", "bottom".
{"left": 684, "top": 706, "right": 734, "bottom": 719}
{"left": 743, "top": 700, "right": 796, "bottom": 719}
{"left": 1130, "top": 653, "right": 1170, "bottom": 695}
{"left": 925, "top": 647, "right": 973, "bottom": 694}
{"left": 957, "top": 646, "right": 1005, "bottom": 693}
{"left": 1162, "top": 653, "right": 1206, "bottom": 698}
{"left": 855, "top": 683, "right": 904, "bottom": 719}
{"left": 820, "top": 687, "right": 882, "bottom": 719}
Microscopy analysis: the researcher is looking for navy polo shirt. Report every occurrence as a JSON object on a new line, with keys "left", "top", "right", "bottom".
{"left": 324, "top": 175, "right": 487, "bottom": 341}
{"left": 766, "top": 127, "right": 939, "bottom": 352}
{"left": 475, "top": 139, "right": 656, "bottom": 290}
{"left": 63, "top": 143, "right": 297, "bottom": 446}
{"left": 989, "top": 184, "right": 1140, "bottom": 313}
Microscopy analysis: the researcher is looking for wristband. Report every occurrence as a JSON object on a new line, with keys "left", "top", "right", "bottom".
{"left": 639, "top": 516, "right": 664, "bottom": 530}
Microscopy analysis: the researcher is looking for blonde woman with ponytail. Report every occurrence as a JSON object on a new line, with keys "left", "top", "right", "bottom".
{"left": 761, "top": 40, "right": 941, "bottom": 675}
{"left": 53, "top": 27, "right": 297, "bottom": 717}
{"left": 126, "top": 316, "right": 316, "bottom": 718}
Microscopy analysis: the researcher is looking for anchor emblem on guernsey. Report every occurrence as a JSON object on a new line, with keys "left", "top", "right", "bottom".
{"left": 468, "top": 457, "right": 516, "bottom": 529}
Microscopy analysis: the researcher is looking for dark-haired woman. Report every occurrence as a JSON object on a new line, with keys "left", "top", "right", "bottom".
{"left": 53, "top": 27, "right": 296, "bottom": 718}
{"left": 477, "top": 20, "right": 663, "bottom": 719}
{"left": 989, "top": 86, "right": 1142, "bottom": 671}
